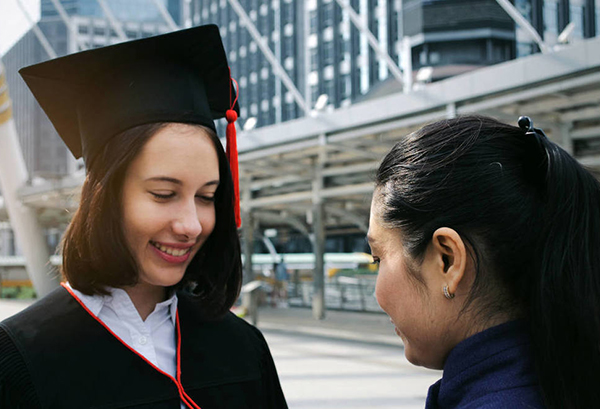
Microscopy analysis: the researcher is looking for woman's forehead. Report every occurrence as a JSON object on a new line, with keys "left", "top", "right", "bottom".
{"left": 131, "top": 125, "right": 219, "bottom": 180}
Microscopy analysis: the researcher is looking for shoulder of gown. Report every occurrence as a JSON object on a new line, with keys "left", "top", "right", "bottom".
{"left": 0, "top": 322, "right": 41, "bottom": 409}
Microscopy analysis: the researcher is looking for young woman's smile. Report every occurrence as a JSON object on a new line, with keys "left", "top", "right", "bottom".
{"left": 149, "top": 241, "right": 194, "bottom": 262}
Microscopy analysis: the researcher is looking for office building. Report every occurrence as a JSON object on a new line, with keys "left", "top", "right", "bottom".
{"left": 193, "top": 0, "right": 599, "bottom": 131}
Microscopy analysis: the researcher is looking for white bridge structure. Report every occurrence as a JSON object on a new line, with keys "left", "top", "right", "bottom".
{"left": 1, "top": 0, "right": 600, "bottom": 318}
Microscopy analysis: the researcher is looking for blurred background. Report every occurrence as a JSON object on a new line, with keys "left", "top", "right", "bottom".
{"left": 1, "top": 1, "right": 599, "bottom": 407}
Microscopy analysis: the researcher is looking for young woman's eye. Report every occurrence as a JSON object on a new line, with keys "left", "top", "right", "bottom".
{"left": 151, "top": 192, "right": 175, "bottom": 199}
{"left": 371, "top": 256, "right": 380, "bottom": 265}
{"left": 196, "top": 195, "right": 215, "bottom": 203}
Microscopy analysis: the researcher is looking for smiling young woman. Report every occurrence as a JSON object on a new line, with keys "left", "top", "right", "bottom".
{"left": 0, "top": 26, "right": 287, "bottom": 409}
{"left": 368, "top": 115, "right": 600, "bottom": 409}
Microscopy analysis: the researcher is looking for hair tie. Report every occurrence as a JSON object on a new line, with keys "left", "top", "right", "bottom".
{"left": 518, "top": 116, "right": 535, "bottom": 134}
{"left": 517, "top": 116, "right": 550, "bottom": 180}
{"left": 518, "top": 116, "right": 549, "bottom": 141}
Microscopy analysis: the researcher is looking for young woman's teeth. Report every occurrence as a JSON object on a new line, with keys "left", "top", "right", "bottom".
{"left": 152, "top": 242, "right": 190, "bottom": 257}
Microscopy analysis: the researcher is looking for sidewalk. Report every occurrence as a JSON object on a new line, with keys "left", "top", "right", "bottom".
{"left": 0, "top": 298, "right": 34, "bottom": 322}
{"left": 250, "top": 305, "right": 401, "bottom": 347}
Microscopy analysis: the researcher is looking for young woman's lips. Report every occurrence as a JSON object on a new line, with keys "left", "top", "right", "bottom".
{"left": 150, "top": 241, "right": 193, "bottom": 264}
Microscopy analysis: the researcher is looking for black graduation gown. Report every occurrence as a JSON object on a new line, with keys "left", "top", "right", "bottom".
{"left": 0, "top": 286, "right": 288, "bottom": 409}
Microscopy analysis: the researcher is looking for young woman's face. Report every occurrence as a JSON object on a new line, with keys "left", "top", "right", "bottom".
{"left": 368, "top": 196, "right": 457, "bottom": 370}
{"left": 121, "top": 123, "right": 219, "bottom": 289}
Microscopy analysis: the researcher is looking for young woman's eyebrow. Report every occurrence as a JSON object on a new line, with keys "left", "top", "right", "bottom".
{"left": 145, "top": 176, "right": 182, "bottom": 185}
{"left": 145, "top": 177, "right": 220, "bottom": 187}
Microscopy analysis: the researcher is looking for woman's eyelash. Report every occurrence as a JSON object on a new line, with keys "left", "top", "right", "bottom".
{"left": 151, "top": 192, "right": 175, "bottom": 199}
{"left": 197, "top": 195, "right": 215, "bottom": 202}
{"left": 371, "top": 256, "right": 380, "bottom": 265}
{"left": 150, "top": 192, "right": 215, "bottom": 201}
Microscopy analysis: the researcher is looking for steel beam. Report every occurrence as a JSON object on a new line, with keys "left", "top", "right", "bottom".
{"left": 254, "top": 211, "right": 310, "bottom": 237}
{"left": 494, "top": 0, "right": 550, "bottom": 53}
{"left": 226, "top": 0, "right": 310, "bottom": 114}
{"left": 15, "top": 0, "right": 57, "bottom": 59}
{"left": 48, "top": 0, "right": 87, "bottom": 51}
{"left": 149, "top": 0, "right": 179, "bottom": 31}
{"left": 96, "top": 0, "right": 127, "bottom": 41}
{"left": 334, "top": 0, "right": 404, "bottom": 86}
{"left": 325, "top": 205, "right": 368, "bottom": 233}
{"left": 571, "top": 126, "right": 600, "bottom": 139}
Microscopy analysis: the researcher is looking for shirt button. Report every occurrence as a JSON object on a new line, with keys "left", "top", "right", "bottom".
{"left": 139, "top": 336, "right": 148, "bottom": 345}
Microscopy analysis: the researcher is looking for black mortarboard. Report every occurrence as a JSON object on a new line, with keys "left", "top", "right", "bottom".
{"left": 19, "top": 24, "right": 242, "bottom": 227}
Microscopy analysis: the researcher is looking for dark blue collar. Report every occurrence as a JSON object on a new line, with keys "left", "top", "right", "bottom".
{"left": 425, "top": 320, "right": 544, "bottom": 408}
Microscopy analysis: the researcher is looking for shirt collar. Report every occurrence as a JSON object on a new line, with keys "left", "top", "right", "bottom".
{"left": 65, "top": 282, "right": 178, "bottom": 325}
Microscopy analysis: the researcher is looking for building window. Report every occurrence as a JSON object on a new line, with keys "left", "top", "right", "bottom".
{"left": 311, "top": 85, "right": 320, "bottom": 103}
{"left": 515, "top": 0, "right": 534, "bottom": 57}
{"left": 323, "top": 41, "right": 334, "bottom": 65}
{"left": 283, "top": 3, "right": 294, "bottom": 22}
{"left": 323, "top": 3, "right": 334, "bottom": 27}
{"left": 286, "top": 103, "right": 295, "bottom": 119}
{"left": 341, "top": 75, "right": 351, "bottom": 98}
{"left": 310, "top": 10, "right": 318, "bottom": 33}
{"left": 261, "top": 67, "right": 269, "bottom": 79}
{"left": 325, "top": 79, "right": 334, "bottom": 100}
{"left": 261, "top": 99, "right": 269, "bottom": 111}
{"left": 310, "top": 48, "right": 319, "bottom": 71}
{"left": 543, "top": 0, "right": 559, "bottom": 42}
{"left": 569, "top": 0, "right": 585, "bottom": 39}
{"left": 596, "top": 3, "right": 600, "bottom": 35}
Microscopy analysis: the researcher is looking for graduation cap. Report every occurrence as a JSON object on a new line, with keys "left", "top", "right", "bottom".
{"left": 19, "top": 24, "right": 242, "bottom": 227}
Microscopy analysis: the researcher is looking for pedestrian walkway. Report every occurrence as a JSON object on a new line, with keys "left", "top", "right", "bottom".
{"left": 252, "top": 306, "right": 401, "bottom": 347}
{"left": 0, "top": 298, "right": 33, "bottom": 321}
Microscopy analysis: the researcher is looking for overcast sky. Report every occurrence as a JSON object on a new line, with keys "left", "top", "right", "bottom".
{"left": 0, "top": 0, "right": 41, "bottom": 57}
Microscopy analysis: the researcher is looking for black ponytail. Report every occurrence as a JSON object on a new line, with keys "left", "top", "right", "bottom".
{"left": 375, "top": 115, "right": 600, "bottom": 408}
{"left": 530, "top": 133, "right": 600, "bottom": 409}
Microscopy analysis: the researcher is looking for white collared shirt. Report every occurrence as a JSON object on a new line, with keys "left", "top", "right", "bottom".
{"left": 66, "top": 282, "right": 178, "bottom": 379}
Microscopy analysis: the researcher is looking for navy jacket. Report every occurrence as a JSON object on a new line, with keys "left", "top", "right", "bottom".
{"left": 425, "top": 321, "right": 545, "bottom": 409}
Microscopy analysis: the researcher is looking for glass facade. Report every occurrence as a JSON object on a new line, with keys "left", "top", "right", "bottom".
{"left": 41, "top": 0, "right": 181, "bottom": 24}
{"left": 569, "top": 0, "right": 586, "bottom": 39}
{"left": 543, "top": 0, "right": 560, "bottom": 43}
{"left": 516, "top": 0, "right": 536, "bottom": 57}
{"left": 596, "top": 1, "right": 600, "bottom": 35}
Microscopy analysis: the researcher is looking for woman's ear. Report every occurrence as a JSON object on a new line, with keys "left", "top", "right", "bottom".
{"left": 430, "top": 227, "right": 468, "bottom": 297}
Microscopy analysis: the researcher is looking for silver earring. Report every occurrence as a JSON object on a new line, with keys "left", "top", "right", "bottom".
{"left": 443, "top": 285, "right": 455, "bottom": 300}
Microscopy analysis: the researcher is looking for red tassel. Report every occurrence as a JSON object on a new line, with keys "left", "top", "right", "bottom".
{"left": 225, "top": 109, "right": 241, "bottom": 228}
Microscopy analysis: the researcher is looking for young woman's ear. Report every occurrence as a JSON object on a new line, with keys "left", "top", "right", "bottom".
{"left": 430, "top": 227, "right": 468, "bottom": 298}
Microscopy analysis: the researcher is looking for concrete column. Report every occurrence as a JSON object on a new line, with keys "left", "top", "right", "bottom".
{"left": 0, "top": 61, "right": 57, "bottom": 297}
{"left": 311, "top": 201, "right": 326, "bottom": 320}
{"left": 241, "top": 177, "right": 254, "bottom": 284}
{"left": 242, "top": 211, "right": 254, "bottom": 284}
{"left": 446, "top": 102, "right": 456, "bottom": 119}
{"left": 560, "top": 122, "right": 573, "bottom": 155}
{"left": 311, "top": 135, "right": 326, "bottom": 320}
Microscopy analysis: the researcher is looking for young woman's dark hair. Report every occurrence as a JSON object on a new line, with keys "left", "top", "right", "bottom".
{"left": 61, "top": 122, "right": 242, "bottom": 319}
{"left": 375, "top": 115, "right": 600, "bottom": 408}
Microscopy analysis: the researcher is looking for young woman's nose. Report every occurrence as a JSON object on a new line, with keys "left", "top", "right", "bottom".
{"left": 171, "top": 200, "right": 202, "bottom": 240}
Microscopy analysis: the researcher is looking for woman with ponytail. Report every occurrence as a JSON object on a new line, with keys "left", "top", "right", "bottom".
{"left": 367, "top": 115, "right": 599, "bottom": 408}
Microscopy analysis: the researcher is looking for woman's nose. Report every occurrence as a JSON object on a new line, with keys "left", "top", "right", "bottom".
{"left": 171, "top": 201, "right": 202, "bottom": 240}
